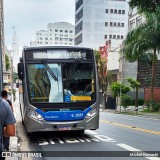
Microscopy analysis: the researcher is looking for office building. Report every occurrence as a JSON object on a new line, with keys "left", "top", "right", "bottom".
{"left": 34, "top": 22, "right": 75, "bottom": 46}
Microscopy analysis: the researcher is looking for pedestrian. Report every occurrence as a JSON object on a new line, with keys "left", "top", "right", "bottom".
{"left": 1, "top": 90, "right": 14, "bottom": 152}
{"left": 0, "top": 91, "right": 16, "bottom": 160}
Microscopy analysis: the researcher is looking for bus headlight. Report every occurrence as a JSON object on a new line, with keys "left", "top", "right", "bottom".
{"left": 28, "top": 109, "right": 44, "bottom": 120}
{"left": 86, "top": 108, "right": 97, "bottom": 118}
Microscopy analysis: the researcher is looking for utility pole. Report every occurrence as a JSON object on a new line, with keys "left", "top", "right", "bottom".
{"left": 10, "top": 56, "right": 14, "bottom": 102}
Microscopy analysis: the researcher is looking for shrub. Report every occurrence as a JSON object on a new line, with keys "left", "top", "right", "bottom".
{"left": 138, "top": 99, "right": 144, "bottom": 105}
{"left": 121, "top": 94, "right": 134, "bottom": 109}
{"left": 146, "top": 100, "right": 160, "bottom": 111}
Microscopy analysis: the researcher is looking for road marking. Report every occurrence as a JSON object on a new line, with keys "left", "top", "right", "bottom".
{"left": 117, "top": 143, "right": 140, "bottom": 151}
{"left": 37, "top": 132, "right": 116, "bottom": 145}
{"left": 117, "top": 143, "right": 160, "bottom": 160}
{"left": 85, "top": 130, "right": 99, "bottom": 135}
{"left": 100, "top": 120, "right": 160, "bottom": 135}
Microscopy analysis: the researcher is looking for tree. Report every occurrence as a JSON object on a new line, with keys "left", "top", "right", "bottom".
{"left": 111, "top": 82, "right": 131, "bottom": 108}
{"left": 129, "top": 0, "right": 160, "bottom": 13}
{"left": 13, "top": 72, "right": 18, "bottom": 83}
{"left": 94, "top": 50, "right": 112, "bottom": 94}
{"left": 126, "top": 77, "right": 140, "bottom": 110}
{"left": 5, "top": 54, "right": 10, "bottom": 71}
{"left": 123, "top": 9, "right": 160, "bottom": 102}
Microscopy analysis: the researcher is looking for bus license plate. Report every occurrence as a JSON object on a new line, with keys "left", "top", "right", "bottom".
{"left": 58, "top": 126, "right": 71, "bottom": 131}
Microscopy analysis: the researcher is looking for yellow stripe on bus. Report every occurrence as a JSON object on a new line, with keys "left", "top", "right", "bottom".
{"left": 71, "top": 96, "right": 91, "bottom": 101}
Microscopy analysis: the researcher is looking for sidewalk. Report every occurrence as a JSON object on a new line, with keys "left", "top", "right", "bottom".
{"left": 104, "top": 109, "right": 160, "bottom": 119}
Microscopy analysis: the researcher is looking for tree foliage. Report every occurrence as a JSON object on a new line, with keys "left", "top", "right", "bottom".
{"left": 123, "top": 9, "right": 160, "bottom": 101}
{"left": 94, "top": 50, "right": 112, "bottom": 94}
{"left": 5, "top": 54, "right": 10, "bottom": 71}
{"left": 129, "top": 0, "right": 160, "bottom": 13}
{"left": 111, "top": 82, "right": 130, "bottom": 98}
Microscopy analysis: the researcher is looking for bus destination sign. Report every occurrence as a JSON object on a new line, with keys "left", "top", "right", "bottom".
{"left": 33, "top": 50, "right": 87, "bottom": 59}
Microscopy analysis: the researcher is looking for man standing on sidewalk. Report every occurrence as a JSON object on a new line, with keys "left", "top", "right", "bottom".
{"left": 0, "top": 95, "right": 16, "bottom": 159}
{"left": 1, "top": 90, "right": 14, "bottom": 151}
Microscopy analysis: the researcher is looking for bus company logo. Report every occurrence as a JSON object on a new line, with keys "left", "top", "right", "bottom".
{"left": 45, "top": 116, "right": 58, "bottom": 119}
{"left": 2, "top": 152, "right": 11, "bottom": 157}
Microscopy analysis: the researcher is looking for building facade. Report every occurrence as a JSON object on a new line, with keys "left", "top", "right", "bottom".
{"left": 75, "top": 0, "right": 129, "bottom": 50}
{"left": 33, "top": 22, "right": 75, "bottom": 46}
{"left": 0, "top": 0, "right": 5, "bottom": 90}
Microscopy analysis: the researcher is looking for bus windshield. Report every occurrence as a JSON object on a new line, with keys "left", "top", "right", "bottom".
{"left": 27, "top": 62, "right": 95, "bottom": 103}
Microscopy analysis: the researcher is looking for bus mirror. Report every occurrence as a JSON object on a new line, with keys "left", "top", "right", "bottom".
{"left": 18, "top": 63, "right": 24, "bottom": 80}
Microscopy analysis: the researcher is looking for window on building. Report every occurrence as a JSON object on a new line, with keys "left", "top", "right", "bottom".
{"left": 69, "top": 39, "right": 73, "bottom": 41}
{"left": 45, "top": 38, "right": 48, "bottom": 40}
{"left": 121, "top": 35, "right": 124, "bottom": 39}
{"left": 75, "top": 21, "right": 83, "bottom": 35}
{"left": 114, "top": 22, "right": 116, "bottom": 26}
{"left": 122, "top": 10, "right": 125, "bottom": 14}
{"left": 50, "top": 29, "right": 52, "bottom": 32}
{"left": 110, "top": 22, "right": 113, "bottom": 26}
{"left": 55, "top": 29, "right": 58, "bottom": 32}
{"left": 118, "top": 23, "right": 120, "bottom": 26}
{"left": 104, "top": 35, "right": 107, "bottom": 39}
{"left": 109, "top": 35, "right": 112, "bottom": 39}
{"left": 60, "top": 30, "right": 63, "bottom": 32}
{"left": 70, "top": 30, "right": 73, "bottom": 33}
{"left": 114, "top": 9, "right": 117, "bottom": 13}
{"left": 118, "top": 10, "right": 121, "bottom": 14}
{"left": 75, "top": 34, "right": 82, "bottom": 45}
{"left": 65, "top": 30, "right": 68, "bottom": 33}
{"left": 117, "top": 35, "right": 120, "bottom": 39}
{"left": 136, "top": 16, "right": 142, "bottom": 27}
{"left": 122, "top": 23, "right": 124, "bottom": 27}
{"left": 76, "top": 0, "right": 83, "bottom": 11}
{"left": 50, "top": 38, "right": 52, "bottom": 40}
{"left": 105, "top": 9, "right": 108, "bottom": 13}
{"left": 75, "top": 9, "right": 83, "bottom": 23}
{"left": 110, "top": 9, "right": 113, "bottom": 13}
{"left": 105, "top": 22, "right": 108, "bottom": 26}
{"left": 113, "top": 35, "right": 116, "bottom": 39}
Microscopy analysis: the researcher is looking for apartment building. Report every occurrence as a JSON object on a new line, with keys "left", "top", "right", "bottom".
{"left": 75, "top": 0, "right": 129, "bottom": 50}
{"left": 34, "top": 22, "right": 75, "bottom": 46}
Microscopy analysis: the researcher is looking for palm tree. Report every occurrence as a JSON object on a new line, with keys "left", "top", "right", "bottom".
{"left": 123, "top": 10, "right": 160, "bottom": 102}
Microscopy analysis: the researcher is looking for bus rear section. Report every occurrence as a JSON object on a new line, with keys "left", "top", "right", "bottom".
{"left": 18, "top": 46, "right": 99, "bottom": 133}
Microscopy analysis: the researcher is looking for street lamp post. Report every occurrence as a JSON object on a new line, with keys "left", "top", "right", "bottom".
{"left": 10, "top": 56, "right": 14, "bottom": 102}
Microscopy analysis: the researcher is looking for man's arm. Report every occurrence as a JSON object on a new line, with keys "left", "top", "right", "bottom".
{"left": 3, "top": 124, "right": 15, "bottom": 137}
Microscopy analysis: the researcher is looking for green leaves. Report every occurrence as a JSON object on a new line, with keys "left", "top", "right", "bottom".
{"left": 129, "top": 0, "right": 160, "bottom": 13}
{"left": 111, "top": 82, "right": 131, "bottom": 98}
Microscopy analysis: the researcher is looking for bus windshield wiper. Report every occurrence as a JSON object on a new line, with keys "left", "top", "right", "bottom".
{"left": 41, "top": 60, "right": 58, "bottom": 81}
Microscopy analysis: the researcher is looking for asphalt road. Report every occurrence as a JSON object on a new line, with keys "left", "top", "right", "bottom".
{"left": 16, "top": 111, "right": 160, "bottom": 160}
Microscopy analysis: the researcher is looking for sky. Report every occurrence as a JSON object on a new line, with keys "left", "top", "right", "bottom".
{"left": 4, "top": 0, "right": 75, "bottom": 52}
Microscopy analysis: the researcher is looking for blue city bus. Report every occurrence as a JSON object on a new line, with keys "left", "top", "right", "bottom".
{"left": 18, "top": 46, "right": 99, "bottom": 134}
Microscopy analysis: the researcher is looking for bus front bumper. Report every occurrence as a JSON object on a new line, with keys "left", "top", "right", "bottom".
{"left": 25, "top": 114, "right": 99, "bottom": 133}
